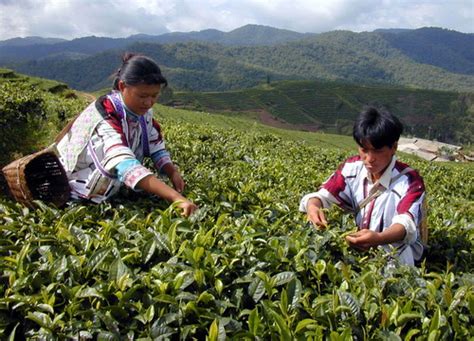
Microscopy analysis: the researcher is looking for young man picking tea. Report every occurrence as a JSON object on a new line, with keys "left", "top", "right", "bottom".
{"left": 300, "top": 107, "right": 425, "bottom": 265}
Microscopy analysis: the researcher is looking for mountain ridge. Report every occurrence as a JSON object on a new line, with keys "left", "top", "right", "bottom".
{"left": 0, "top": 24, "right": 313, "bottom": 63}
{"left": 1, "top": 25, "right": 473, "bottom": 95}
{"left": 0, "top": 36, "right": 67, "bottom": 47}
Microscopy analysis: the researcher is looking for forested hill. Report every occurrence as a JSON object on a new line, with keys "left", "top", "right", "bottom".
{"left": 0, "top": 25, "right": 310, "bottom": 62}
{"left": 379, "top": 27, "right": 474, "bottom": 75}
{"left": 1, "top": 27, "right": 473, "bottom": 93}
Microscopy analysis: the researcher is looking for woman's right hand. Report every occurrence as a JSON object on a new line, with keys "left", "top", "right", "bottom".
{"left": 176, "top": 199, "right": 198, "bottom": 217}
{"left": 136, "top": 175, "right": 197, "bottom": 217}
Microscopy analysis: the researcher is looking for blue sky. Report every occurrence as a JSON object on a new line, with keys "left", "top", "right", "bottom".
{"left": 0, "top": 0, "right": 473, "bottom": 40}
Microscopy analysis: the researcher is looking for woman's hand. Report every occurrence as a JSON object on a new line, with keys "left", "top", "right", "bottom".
{"left": 170, "top": 170, "right": 185, "bottom": 193}
{"left": 136, "top": 174, "right": 196, "bottom": 216}
{"left": 176, "top": 199, "right": 198, "bottom": 217}
{"left": 160, "top": 163, "right": 185, "bottom": 193}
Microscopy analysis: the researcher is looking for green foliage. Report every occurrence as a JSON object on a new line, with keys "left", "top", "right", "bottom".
{"left": 0, "top": 79, "right": 472, "bottom": 339}
{"left": 0, "top": 82, "right": 47, "bottom": 166}
{"left": 0, "top": 71, "right": 87, "bottom": 166}
{"left": 0, "top": 87, "right": 474, "bottom": 340}
{"left": 380, "top": 27, "right": 474, "bottom": 76}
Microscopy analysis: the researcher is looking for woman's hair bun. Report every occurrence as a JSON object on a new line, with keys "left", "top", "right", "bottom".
{"left": 122, "top": 52, "right": 137, "bottom": 63}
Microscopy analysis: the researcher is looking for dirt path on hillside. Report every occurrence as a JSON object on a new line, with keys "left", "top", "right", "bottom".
{"left": 258, "top": 110, "right": 321, "bottom": 132}
{"left": 78, "top": 92, "right": 96, "bottom": 103}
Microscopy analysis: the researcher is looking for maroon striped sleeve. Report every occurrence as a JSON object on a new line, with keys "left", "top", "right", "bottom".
{"left": 395, "top": 161, "right": 425, "bottom": 214}
{"left": 322, "top": 156, "right": 360, "bottom": 207}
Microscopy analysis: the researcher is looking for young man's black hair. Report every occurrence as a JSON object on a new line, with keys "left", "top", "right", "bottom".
{"left": 353, "top": 107, "right": 403, "bottom": 149}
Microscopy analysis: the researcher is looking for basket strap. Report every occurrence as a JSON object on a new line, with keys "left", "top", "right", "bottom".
{"left": 108, "top": 91, "right": 150, "bottom": 157}
{"left": 139, "top": 116, "right": 150, "bottom": 157}
{"left": 355, "top": 166, "right": 412, "bottom": 214}
{"left": 54, "top": 113, "right": 82, "bottom": 144}
{"left": 87, "top": 142, "right": 118, "bottom": 179}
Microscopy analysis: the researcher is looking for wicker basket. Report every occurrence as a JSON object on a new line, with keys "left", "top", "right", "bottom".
{"left": 1, "top": 146, "right": 70, "bottom": 208}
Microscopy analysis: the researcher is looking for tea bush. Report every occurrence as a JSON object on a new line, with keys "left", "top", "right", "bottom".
{"left": 0, "top": 81, "right": 86, "bottom": 166}
{"left": 0, "top": 85, "right": 472, "bottom": 339}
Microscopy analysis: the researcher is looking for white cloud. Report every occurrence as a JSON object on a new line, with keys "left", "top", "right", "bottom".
{"left": 0, "top": 0, "right": 472, "bottom": 40}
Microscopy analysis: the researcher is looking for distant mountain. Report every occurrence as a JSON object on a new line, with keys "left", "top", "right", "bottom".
{"left": 380, "top": 27, "right": 474, "bottom": 75}
{"left": 373, "top": 28, "right": 412, "bottom": 34}
{"left": 220, "top": 24, "right": 311, "bottom": 45}
{"left": 128, "top": 29, "right": 223, "bottom": 44}
{"left": 0, "top": 36, "right": 130, "bottom": 63}
{"left": 141, "top": 25, "right": 313, "bottom": 45}
{"left": 0, "top": 36, "right": 66, "bottom": 47}
{"left": 0, "top": 25, "right": 311, "bottom": 63}
{"left": 1, "top": 26, "right": 473, "bottom": 93}
{"left": 130, "top": 28, "right": 227, "bottom": 44}
{"left": 41, "top": 51, "right": 91, "bottom": 61}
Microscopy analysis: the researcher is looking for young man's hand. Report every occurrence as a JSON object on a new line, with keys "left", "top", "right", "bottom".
{"left": 306, "top": 197, "right": 328, "bottom": 228}
{"left": 345, "top": 223, "right": 406, "bottom": 251}
{"left": 345, "top": 229, "right": 381, "bottom": 251}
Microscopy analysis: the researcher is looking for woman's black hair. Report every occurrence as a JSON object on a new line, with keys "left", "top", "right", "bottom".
{"left": 353, "top": 107, "right": 403, "bottom": 149}
{"left": 112, "top": 53, "right": 168, "bottom": 90}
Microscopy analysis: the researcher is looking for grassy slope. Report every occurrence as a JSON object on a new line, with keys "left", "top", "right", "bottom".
{"left": 154, "top": 103, "right": 358, "bottom": 151}
{"left": 0, "top": 67, "right": 71, "bottom": 93}
{"left": 95, "top": 88, "right": 469, "bottom": 161}
{"left": 91, "top": 78, "right": 474, "bottom": 145}
{"left": 170, "top": 80, "right": 462, "bottom": 130}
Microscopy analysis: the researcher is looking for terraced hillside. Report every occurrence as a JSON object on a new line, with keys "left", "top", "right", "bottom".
{"left": 0, "top": 68, "right": 71, "bottom": 94}
{"left": 170, "top": 80, "right": 473, "bottom": 144}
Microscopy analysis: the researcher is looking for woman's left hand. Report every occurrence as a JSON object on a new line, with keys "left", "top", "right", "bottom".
{"left": 170, "top": 170, "right": 185, "bottom": 193}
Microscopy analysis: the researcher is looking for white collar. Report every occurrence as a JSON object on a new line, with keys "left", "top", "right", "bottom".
{"left": 362, "top": 155, "right": 397, "bottom": 189}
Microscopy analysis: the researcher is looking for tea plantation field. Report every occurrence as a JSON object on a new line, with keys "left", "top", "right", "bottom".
{"left": 0, "top": 90, "right": 473, "bottom": 339}
{"left": 169, "top": 80, "right": 474, "bottom": 144}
